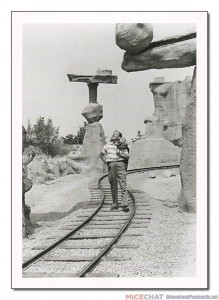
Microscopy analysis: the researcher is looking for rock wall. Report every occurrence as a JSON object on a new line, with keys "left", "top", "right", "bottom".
{"left": 149, "top": 77, "right": 191, "bottom": 145}
{"left": 128, "top": 138, "right": 180, "bottom": 170}
{"left": 179, "top": 67, "right": 196, "bottom": 212}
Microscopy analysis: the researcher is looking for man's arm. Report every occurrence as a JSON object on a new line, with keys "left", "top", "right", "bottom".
{"left": 100, "top": 146, "right": 107, "bottom": 163}
{"left": 117, "top": 149, "right": 129, "bottom": 159}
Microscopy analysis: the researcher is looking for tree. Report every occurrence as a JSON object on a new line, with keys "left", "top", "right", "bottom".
{"left": 63, "top": 122, "right": 87, "bottom": 145}
{"left": 26, "top": 117, "right": 59, "bottom": 155}
{"left": 63, "top": 134, "right": 75, "bottom": 145}
{"left": 75, "top": 122, "right": 87, "bottom": 144}
{"left": 25, "top": 120, "right": 34, "bottom": 147}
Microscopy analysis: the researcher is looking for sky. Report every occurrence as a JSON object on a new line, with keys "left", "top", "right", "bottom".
{"left": 23, "top": 23, "right": 195, "bottom": 142}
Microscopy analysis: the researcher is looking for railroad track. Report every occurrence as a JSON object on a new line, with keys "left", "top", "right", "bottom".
{"left": 22, "top": 164, "right": 179, "bottom": 278}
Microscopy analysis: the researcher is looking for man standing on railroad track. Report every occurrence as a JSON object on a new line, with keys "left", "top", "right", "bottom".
{"left": 100, "top": 130, "right": 130, "bottom": 212}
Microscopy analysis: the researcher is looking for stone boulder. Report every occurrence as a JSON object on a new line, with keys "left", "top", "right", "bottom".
{"left": 27, "top": 157, "right": 51, "bottom": 185}
{"left": 179, "top": 67, "right": 196, "bottom": 213}
{"left": 82, "top": 103, "right": 103, "bottom": 123}
{"left": 122, "top": 38, "right": 196, "bottom": 72}
{"left": 128, "top": 138, "right": 180, "bottom": 170}
{"left": 116, "top": 23, "right": 153, "bottom": 54}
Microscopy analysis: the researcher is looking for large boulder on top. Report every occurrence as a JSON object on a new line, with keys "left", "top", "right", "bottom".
{"left": 82, "top": 103, "right": 103, "bottom": 123}
{"left": 116, "top": 23, "right": 153, "bottom": 55}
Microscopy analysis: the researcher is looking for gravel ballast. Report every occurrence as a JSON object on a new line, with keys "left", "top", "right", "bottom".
{"left": 23, "top": 171, "right": 196, "bottom": 277}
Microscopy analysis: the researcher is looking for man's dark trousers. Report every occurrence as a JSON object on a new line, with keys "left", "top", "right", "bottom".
{"left": 107, "top": 161, "right": 128, "bottom": 207}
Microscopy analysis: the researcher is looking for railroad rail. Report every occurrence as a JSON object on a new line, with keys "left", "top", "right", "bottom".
{"left": 22, "top": 164, "right": 179, "bottom": 278}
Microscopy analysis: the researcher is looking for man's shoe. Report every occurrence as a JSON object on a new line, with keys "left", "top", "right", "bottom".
{"left": 121, "top": 206, "right": 130, "bottom": 212}
{"left": 110, "top": 205, "right": 118, "bottom": 211}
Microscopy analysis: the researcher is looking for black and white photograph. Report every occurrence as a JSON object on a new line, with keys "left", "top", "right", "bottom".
{"left": 11, "top": 11, "right": 208, "bottom": 289}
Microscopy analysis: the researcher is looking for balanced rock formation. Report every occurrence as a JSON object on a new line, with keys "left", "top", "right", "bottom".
{"left": 67, "top": 70, "right": 117, "bottom": 175}
{"left": 116, "top": 23, "right": 153, "bottom": 54}
{"left": 116, "top": 23, "right": 197, "bottom": 213}
{"left": 118, "top": 29, "right": 196, "bottom": 72}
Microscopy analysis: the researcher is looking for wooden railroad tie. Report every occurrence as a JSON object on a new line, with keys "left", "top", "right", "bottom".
{"left": 23, "top": 272, "right": 120, "bottom": 278}
{"left": 42, "top": 255, "right": 131, "bottom": 262}
{"left": 47, "top": 233, "right": 143, "bottom": 240}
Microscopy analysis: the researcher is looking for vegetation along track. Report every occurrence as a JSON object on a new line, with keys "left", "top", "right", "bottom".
{"left": 22, "top": 164, "right": 179, "bottom": 278}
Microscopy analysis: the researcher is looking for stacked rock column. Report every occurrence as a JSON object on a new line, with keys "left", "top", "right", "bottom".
{"left": 67, "top": 71, "right": 117, "bottom": 176}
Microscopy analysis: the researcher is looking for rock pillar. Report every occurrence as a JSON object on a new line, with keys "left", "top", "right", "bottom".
{"left": 179, "top": 67, "right": 196, "bottom": 212}
{"left": 88, "top": 83, "right": 98, "bottom": 103}
{"left": 67, "top": 70, "right": 117, "bottom": 175}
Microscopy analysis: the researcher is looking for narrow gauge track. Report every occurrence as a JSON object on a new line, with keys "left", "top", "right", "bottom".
{"left": 22, "top": 164, "right": 179, "bottom": 278}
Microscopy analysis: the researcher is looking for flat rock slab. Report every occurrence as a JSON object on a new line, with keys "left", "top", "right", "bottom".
{"left": 122, "top": 38, "right": 196, "bottom": 72}
{"left": 67, "top": 74, "right": 117, "bottom": 84}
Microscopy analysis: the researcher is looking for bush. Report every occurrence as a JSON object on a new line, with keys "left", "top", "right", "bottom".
{"left": 47, "top": 139, "right": 68, "bottom": 157}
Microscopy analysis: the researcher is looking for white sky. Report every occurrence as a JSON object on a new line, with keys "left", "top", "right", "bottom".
{"left": 23, "top": 23, "right": 195, "bottom": 142}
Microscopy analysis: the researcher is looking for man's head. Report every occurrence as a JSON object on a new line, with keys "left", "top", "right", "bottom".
{"left": 111, "top": 130, "right": 122, "bottom": 142}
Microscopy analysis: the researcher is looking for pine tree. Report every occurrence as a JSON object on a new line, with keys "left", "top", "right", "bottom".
{"left": 26, "top": 117, "right": 60, "bottom": 155}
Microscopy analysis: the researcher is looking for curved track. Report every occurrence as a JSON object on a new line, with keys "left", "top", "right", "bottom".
{"left": 22, "top": 164, "right": 179, "bottom": 278}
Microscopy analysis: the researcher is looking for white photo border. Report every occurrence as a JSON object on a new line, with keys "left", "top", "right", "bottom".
{"left": 11, "top": 11, "right": 208, "bottom": 289}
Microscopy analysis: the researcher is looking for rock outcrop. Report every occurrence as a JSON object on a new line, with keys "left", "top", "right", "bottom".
{"left": 149, "top": 76, "right": 191, "bottom": 145}
{"left": 179, "top": 68, "right": 196, "bottom": 212}
{"left": 128, "top": 138, "right": 180, "bottom": 170}
{"left": 128, "top": 76, "right": 191, "bottom": 170}
{"left": 116, "top": 23, "right": 153, "bottom": 54}
{"left": 116, "top": 23, "right": 197, "bottom": 213}
{"left": 122, "top": 38, "right": 196, "bottom": 72}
